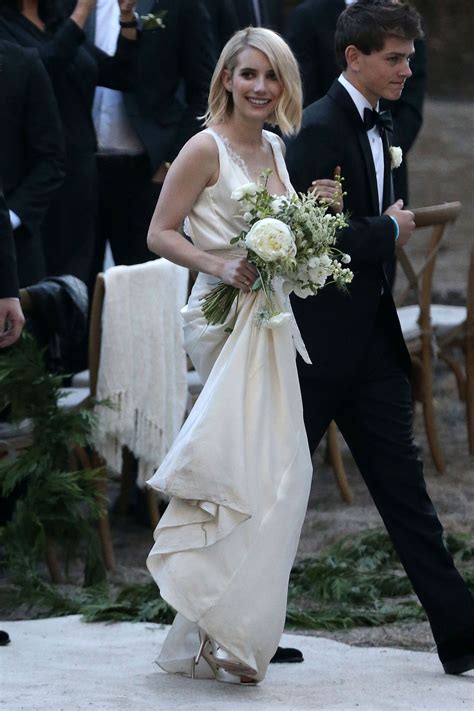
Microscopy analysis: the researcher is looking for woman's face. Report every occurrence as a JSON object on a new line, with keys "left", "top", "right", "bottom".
{"left": 223, "top": 47, "right": 283, "bottom": 123}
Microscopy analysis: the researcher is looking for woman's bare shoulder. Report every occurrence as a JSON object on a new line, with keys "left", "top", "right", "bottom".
{"left": 179, "top": 130, "right": 219, "bottom": 164}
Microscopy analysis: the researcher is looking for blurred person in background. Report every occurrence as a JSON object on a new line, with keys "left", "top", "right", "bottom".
{"left": 0, "top": 39, "right": 64, "bottom": 288}
{"left": 88, "top": 0, "right": 216, "bottom": 286}
{"left": 0, "top": 0, "right": 138, "bottom": 287}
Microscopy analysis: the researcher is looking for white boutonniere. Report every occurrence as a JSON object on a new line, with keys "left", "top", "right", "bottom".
{"left": 140, "top": 10, "right": 167, "bottom": 30}
{"left": 389, "top": 146, "right": 403, "bottom": 169}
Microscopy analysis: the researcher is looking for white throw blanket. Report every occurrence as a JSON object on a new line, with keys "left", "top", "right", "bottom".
{"left": 94, "top": 260, "right": 189, "bottom": 487}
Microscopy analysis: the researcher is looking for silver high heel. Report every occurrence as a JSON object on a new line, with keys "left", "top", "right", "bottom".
{"left": 191, "top": 632, "right": 257, "bottom": 681}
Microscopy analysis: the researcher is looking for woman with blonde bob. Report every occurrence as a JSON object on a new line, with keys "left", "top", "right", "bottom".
{"left": 146, "top": 27, "right": 318, "bottom": 685}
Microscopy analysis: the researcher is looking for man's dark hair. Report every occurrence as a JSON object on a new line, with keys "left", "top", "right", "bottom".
{"left": 335, "top": 0, "right": 423, "bottom": 70}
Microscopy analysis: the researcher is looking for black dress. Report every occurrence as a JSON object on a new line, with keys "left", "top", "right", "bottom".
{"left": 0, "top": 8, "right": 137, "bottom": 283}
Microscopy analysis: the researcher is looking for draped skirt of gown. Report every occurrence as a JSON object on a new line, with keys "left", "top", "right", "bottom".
{"left": 146, "top": 129, "right": 313, "bottom": 682}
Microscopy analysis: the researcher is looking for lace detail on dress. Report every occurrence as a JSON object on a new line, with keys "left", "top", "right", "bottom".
{"left": 218, "top": 134, "right": 251, "bottom": 178}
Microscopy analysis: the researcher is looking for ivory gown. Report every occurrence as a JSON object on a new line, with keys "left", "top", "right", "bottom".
{"left": 147, "top": 128, "right": 313, "bottom": 682}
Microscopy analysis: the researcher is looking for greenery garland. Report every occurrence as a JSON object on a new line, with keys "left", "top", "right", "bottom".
{"left": 0, "top": 333, "right": 106, "bottom": 586}
{"left": 2, "top": 528, "right": 472, "bottom": 630}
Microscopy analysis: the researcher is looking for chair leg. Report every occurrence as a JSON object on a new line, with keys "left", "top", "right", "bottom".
{"left": 91, "top": 451, "right": 115, "bottom": 571}
{"left": 326, "top": 421, "right": 353, "bottom": 504}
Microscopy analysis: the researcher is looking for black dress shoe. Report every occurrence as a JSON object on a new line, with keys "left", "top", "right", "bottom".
{"left": 0, "top": 630, "right": 10, "bottom": 646}
{"left": 270, "top": 646, "right": 303, "bottom": 664}
{"left": 438, "top": 628, "right": 474, "bottom": 675}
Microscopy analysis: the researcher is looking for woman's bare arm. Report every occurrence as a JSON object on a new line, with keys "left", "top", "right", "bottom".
{"left": 147, "top": 133, "right": 257, "bottom": 290}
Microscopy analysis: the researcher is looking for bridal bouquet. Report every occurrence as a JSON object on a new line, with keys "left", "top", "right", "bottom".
{"left": 201, "top": 170, "right": 353, "bottom": 329}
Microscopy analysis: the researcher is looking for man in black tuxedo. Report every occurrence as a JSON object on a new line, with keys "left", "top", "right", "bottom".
{"left": 0, "top": 186, "right": 24, "bottom": 349}
{"left": 286, "top": 0, "right": 474, "bottom": 675}
{"left": 0, "top": 40, "right": 64, "bottom": 288}
{"left": 285, "top": 0, "right": 427, "bottom": 208}
{"left": 90, "top": 0, "right": 216, "bottom": 280}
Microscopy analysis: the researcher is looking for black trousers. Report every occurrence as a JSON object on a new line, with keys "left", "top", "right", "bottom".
{"left": 89, "top": 153, "right": 160, "bottom": 293}
{"left": 299, "top": 316, "right": 474, "bottom": 647}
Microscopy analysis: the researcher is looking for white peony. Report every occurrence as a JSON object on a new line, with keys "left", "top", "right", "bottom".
{"left": 244, "top": 218, "right": 296, "bottom": 262}
{"left": 263, "top": 312, "right": 292, "bottom": 329}
{"left": 231, "top": 182, "right": 258, "bottom": 200}
{"left": 389, "top": 146, "right": 403, "bottom": 169}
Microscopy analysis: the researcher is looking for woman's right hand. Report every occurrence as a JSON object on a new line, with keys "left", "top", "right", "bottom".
{"left": 219, "top": 257, "right": 258, "bottom": 292}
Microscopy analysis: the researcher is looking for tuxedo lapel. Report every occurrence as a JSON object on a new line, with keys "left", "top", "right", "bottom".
{"left": 328, "top": 81, "right": 380, "bottom": 215}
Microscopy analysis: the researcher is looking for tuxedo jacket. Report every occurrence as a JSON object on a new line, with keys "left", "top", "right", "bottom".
{"left": 124, "top": 0, "right": 216, "bottom": 172}
{"left": 0, "top": 188, "right": 18, "bottom": 298}
{"left": 0, "top": 40, "right": 65, "bottom": 287}
{"left": 285, "top": 0, "right": 427, "bottom": 203}
{"left": 285, "top": 80, "right": 411, "bottom": 379}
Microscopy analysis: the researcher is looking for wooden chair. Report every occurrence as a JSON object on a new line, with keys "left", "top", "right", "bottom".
{"left": 395, "top": 201, "right": 462, "bottom": 473}
{"left": 0, "top": 289, "right": 115, "bottom": 581}
{"left": 434, "top": 249, "right": 474, "bottom": 454}
{"left": 89, "top": 263, "right": 190, "bottom": 532}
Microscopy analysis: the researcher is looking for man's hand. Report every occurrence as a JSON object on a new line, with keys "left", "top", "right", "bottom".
{"left": 118, "top": 0, "right": 136, "bottom": 20}
{"left": 384, "top": 199, "right": 415, "bottom": 247}
{"left": 309, "top": 166, "right": 344, "bottom": 213}
{"left": 0, "top": 298, "right": 25, "bottom": 349}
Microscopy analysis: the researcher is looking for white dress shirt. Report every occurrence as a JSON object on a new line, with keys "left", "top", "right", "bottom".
{"left": 338, "top": 73, "right": 384, "bottom": 214}
{"left": 92, "top": 0, "right": 144, "bottom": 155}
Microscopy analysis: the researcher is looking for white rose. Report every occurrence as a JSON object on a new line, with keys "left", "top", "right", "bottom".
{"left": 270, "top": 196, "right": 288, "bottom": 214}
{"left": 231, "top": 182, "right": 258, "bottom": 201}
{"left": 245, "top": 217, "right": 296, "bottom": 262}
{"left": 389, "top": 146, "right": 403, "bottom": 169}
{"left": 263, "top": 312, "right": 292, "bottom": 329}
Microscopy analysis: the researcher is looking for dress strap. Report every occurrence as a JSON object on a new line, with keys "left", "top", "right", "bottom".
{"left": 263, "top": 130, "right": 295, "bottom": 196}
{"left": 204, "top": 128, "right": 251, "bottom": 178}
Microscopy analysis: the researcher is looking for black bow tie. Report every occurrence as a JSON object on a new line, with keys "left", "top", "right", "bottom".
{"left": 363, "top": 108, "right": 393, "bottom": 134}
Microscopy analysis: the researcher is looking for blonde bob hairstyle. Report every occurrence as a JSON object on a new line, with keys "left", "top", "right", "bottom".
{"left": 203, "top": 27, "right": 302, "bottom": 137}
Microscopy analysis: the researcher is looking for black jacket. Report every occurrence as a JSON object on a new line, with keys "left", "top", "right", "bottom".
{"left": 124, "top": 0, "right": 217, "bottom": 172}
{"left": 286, "top": 80, "right": 411, "bottom": 379}
{"left": 0, "top": 188, "right": 18, "bottom": 298}
{"left": 0, "top": 40, "right": 65, "bottom": 287}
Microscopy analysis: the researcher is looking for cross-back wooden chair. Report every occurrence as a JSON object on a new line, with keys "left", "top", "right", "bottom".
{"left": 395, "top": 201, "right": 462, "bottom": 473}
{"left": 434, "top": 248, "right": 474, "bottom": 455}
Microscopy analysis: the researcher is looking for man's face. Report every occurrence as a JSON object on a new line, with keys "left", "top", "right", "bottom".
{"left": 347, "top": 36, "right": 414, "bottom": 106}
